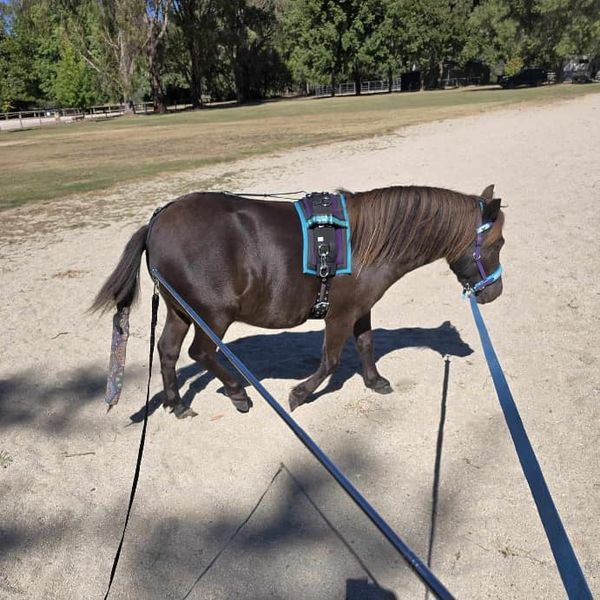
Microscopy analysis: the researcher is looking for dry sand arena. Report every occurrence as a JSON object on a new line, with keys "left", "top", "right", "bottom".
{"left": 1, "top": 93, "right": 599, "bottom": 599}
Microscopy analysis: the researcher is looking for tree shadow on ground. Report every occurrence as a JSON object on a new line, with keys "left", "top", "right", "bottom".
{"left": 128, "top": 452, "right": 419, "bottom": 600}
{"left": 0, "top": 363, "right": 143, "bottom": 434}
{"left": 130, "top": 321, "right": 472, "bottom": 422}
{"left": 0, "top": 359, "right": 462, "bottom": 599}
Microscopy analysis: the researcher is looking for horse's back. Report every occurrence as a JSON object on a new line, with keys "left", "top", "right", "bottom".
{"left": 147, "top": 192, "right": 316, "bottom": 327}
{"left": 149, "top": 192, "right": 297, "bottom": 263}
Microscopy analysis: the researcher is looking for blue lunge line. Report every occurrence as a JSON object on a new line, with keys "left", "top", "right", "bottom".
{"left": 469, "top": 296, "right": 591, "bottom": 600}
{"left": 152, "top": 268, "right": 454, "bottom": 600}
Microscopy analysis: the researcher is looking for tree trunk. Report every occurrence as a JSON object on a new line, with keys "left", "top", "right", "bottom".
{"left": 187, "top": 35, "right": 203, "bottom": 108}
{"left": 388, "top": 67, "right": 393, "bottom": 93}
{"left": 148, "top": 44, "right": 167, "bottom": 113}
{"left": 234, "top": 51, "right": 249, "bottom": 103}
{"left": 150, "top": 64, "right": 167, "bottom": 113}
{"left": 354, "top": 72, "right": 361, "bottom": 95}
{"left": 118, "top": 30, "right": 137, "bottom": 111}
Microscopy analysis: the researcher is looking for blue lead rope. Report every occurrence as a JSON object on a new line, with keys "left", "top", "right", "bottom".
{"left": 469, "top": 296, "right": 592, "bottom": 599}
{"left": 152, "top": 268, "right": 454, "bottom": 600}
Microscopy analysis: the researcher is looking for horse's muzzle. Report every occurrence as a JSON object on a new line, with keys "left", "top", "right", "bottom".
{"left": 475, "top": 278, "right": 503, "bottom": 304}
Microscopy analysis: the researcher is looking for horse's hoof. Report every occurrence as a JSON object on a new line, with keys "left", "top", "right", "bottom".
{"left": 171, "top": 405, "right": 198, "bottom": 419}
{"left": 229, "top": 392, "right": 252, "bottom": 413}
{"left": 288, "top": 389, "right": 306, "bottom": 412}
{"left": 367, "top": 378, "right": 393, "bottom": 395}
{"left": 232, "top": 398, "right": 252, "bottom": 413}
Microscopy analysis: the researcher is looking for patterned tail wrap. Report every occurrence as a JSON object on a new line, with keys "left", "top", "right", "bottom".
{"left": 105, "top": 306, "right": 130, "bottom": 408}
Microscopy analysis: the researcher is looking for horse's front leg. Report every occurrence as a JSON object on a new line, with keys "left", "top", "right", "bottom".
{"left": 354, "top": 311, "right": 393, "bottom": 394}
{"left": 289, "top": 315, "right": 355, "bottom": 411}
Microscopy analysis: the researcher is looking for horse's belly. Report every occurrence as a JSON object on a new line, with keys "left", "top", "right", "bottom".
{"left": 236, "top": 279, "right": 317, "bottom": 329}
{"left": 239, "top": 312, "right": 308, "bottom": 329}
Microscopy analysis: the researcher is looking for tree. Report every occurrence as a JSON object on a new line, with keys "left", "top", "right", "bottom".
{"left": 144, "top": 0, "right": 172, "bottom": 112}
{"left": 60, "top": 0, "right": 146, "bottom": 107}
{"left": 463, "top": 0, "right": 520, "bottom": 73}
{"left": 283, "top": 0, "right": 362, "bottom": 95}
{"left": 343, "top": 0, "right": 384, "bottom": 94}
{"left": 370, "top": 0, "right": 432, "bottom": 91}
{"left": 219, "top": 0, "right": 288, "bottom": 102}
{"left": 171, "top": 0, "right": 219, "bottom": 107}
{"left": 464, "top": 0, "right": 600, "bottom": 79}
{"left": 532, "top": 0, "right": 600, "bottom": 75}
{"left": 402, "top": 0, "right": 472, "bottom": 89}
{"left": 53, "top": 38, "right": 98, "bottom": 107}
{"left": 0, "top": 1, "right": 61, "bottom": 109}
{"left": 99, "top": 0, "right": 146, "bottom": 106}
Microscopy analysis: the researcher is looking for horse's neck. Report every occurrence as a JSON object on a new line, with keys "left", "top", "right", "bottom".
{"left": 348, "top": 188, "right": 471, "bottom": 278}
{"left": 356, "top": 254, "right": 435, "bottom": 291}
{"left": 350, "top": 190, "right": 472, "bottom": 292}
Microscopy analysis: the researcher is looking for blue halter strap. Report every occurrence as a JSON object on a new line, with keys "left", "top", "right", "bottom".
{"left": 462, "top": 202, "right": 503, "bottom": 298}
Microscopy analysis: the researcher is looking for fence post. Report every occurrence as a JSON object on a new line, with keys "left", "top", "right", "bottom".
{"left": 19, "top": 112, "right": 23, "bottom": 129}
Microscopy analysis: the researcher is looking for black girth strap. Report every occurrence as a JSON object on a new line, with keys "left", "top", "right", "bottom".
{"left": 311, "top": 278, "right": 331, "bottom": 319}
{"left": 311, "top": 220, "right": 336, "bottom": 319}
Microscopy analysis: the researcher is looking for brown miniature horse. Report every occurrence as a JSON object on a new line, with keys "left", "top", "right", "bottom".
{"left": 92, "top": 185, "right": 504, "bottom": 417}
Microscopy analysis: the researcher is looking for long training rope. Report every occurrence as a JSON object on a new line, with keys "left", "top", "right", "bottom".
{"left": 103, "top": 289, "right": 159, "bottom": 600}
{"left": 469, "top": 296, "right": 591, "bottom": 600}
{"left": 103, "top": 274, "right": 453, "bottom": 598}
{"left": 223, "top": 190, "right": 308, "bottom": 201}
{"left": 103, "top": 281, "right": 592, "bottom": 599}
{"left": 151, "top": 268, "right": 454, "bottom": 600}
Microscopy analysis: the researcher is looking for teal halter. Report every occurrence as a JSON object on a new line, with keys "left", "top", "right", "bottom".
{"left": 462, "top": 205, "right": 503, "bottom": 298}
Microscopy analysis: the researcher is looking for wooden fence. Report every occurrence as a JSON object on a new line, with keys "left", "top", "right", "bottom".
{"left": 0, "top": 102, "right": 155, "bottom": 132}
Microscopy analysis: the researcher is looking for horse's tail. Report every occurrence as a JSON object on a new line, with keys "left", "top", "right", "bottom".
{"left": 90, "top": 224, "right": 149, "bottom": 314}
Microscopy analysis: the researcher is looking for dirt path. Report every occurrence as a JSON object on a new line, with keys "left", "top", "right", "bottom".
{"left": 1, "top": 93, "right": 599, "bottom": 599}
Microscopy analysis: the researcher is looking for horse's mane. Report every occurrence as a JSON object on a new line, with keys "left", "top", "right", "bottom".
{"left": 346, "top": 186, "right": 504, "bottom": 267}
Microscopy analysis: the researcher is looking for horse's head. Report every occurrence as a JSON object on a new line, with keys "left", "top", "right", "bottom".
{"left": 449, "top": 185, "right": 504, "bottom": 304}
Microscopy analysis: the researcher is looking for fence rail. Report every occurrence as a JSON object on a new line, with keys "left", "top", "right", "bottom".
{"left": 314, "top": 79, "right": 403, "bottom": 98}
{"left": 314, "top": 75, "right": 486, "bottom": 97}
{"left": 0, "top": 101, "right": 156, "bottom": 132}
{"left": 441, "top": 76, "right": 482, "bottom": 88}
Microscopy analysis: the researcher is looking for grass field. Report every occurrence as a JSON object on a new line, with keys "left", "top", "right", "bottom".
{"left": 1, "top": 83, "right": 599, "bottom": 210}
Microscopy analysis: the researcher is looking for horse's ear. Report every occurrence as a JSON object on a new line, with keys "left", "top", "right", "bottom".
{"left": 481, "top": 184, "right": 495, "bottom": 201}
{"left": 482, "top": 198, "right": 501, "bottom": 222}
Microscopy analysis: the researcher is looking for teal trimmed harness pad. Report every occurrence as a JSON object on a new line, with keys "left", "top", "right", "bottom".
{"left": 294, "top": 192, "right": 352, "bottom": 318}
{"left": 294, "top": 192, "right": 351, "bottom": 276}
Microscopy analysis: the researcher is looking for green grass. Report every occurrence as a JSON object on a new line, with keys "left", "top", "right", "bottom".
{"left": 1, "top": 83, "right": 599, "bottom": 210}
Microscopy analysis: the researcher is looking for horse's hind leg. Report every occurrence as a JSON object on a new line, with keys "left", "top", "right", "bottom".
{"left": 158, "top": 304, "right": 193, "bottom": 418}
{"left": 288, "top": 315, "right": 355, "bottom": 411}
{"left": 354, "top": 311, "right": 393, "bottom": 394}
{"left": 188, "top": 321, "right": 253, "bottom": 414}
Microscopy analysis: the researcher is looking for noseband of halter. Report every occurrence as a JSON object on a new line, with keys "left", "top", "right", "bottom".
{"left": 462, "top": 202, "right": 503, "bottom": 298}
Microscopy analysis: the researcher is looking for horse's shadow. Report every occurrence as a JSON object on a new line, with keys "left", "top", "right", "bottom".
{"left": 130, "top": 320, "right": 472, "bottom": 422}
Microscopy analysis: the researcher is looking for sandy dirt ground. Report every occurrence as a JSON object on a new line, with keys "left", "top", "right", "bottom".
{"left": 1, "top": 93, "right": 599, "bottom": 600}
